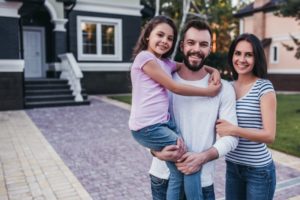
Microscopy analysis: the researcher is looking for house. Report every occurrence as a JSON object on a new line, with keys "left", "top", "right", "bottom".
{"left": 0, "top": 0, "right": 142, "bottom": 110}
{"left": 234, "top": 0, "right": 300, "bottom": 91}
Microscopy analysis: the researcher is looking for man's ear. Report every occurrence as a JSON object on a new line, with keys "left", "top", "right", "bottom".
{"left": 180, "top": 41, "right": 183, "bottom": 52}
{"left": 208, "top": 45, "right": 212, "bottom": 55}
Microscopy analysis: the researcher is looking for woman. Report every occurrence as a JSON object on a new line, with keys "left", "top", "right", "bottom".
{"left": 216, "top": 33, "right": 277, "bottom": 200}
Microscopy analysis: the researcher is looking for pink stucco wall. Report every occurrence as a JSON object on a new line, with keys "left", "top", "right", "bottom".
{"left": 241, "top": 12, "right": 300, "bottom": 72}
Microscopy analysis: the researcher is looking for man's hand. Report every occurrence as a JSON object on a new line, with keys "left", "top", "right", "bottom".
{"left": 216, "top": 119, "right": 238, "bottom": 137}
{"left": 175, "top": 147, "right": 219, "bottom": 175}
{"left": 152, "top": 138, "right": 186, "bottom": 162}
{"left": 175, "top": 152, "right": 206, "bottom": 175}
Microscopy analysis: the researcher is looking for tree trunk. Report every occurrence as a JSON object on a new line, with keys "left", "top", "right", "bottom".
{"left": 171, "top": 0, "right": 191, "bottom": 59}
{"left": 155, "top": 0, "right": 160, "bottom": 16}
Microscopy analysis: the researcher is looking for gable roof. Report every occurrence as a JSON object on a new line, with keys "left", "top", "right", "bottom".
{"left": 234, "top": 0, "right": 284, "bottom": 18}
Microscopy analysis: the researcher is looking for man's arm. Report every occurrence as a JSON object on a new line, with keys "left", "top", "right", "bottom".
{"left": 175, "top": 81, "right": 238, "bottom": 175}
{"left": 213, "top": 81, "right": 239, "bottom": 157}
{"left": 175, "top": 147, "right": 219, "bottom": 175}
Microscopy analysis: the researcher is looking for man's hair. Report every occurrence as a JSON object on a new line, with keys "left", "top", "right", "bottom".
{"left": 227, "top": 33, "right": 267, "bottom": 80}
{"left": 180, "top": 19, "right": 212, "bottom": 42}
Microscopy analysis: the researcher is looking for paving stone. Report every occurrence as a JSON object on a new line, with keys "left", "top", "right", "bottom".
{"left": 25, "top": 97, "right": 300, "bottom": 200}
{"left": 1, "top": 97, "right": 299, "bottom": 200}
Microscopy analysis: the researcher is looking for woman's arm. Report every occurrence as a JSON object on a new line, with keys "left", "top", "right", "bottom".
{"left": 143, "top": 60, "right": 221, "bottom": 96}
{"left": 216, "top": 92, "right": 277, "bottom": 144}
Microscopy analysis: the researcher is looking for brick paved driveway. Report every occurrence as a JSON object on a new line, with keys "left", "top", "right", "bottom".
{"left": 26, "top": 97, "right": 300, "bottom": 200}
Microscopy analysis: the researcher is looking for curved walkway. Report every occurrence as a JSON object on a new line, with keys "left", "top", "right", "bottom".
{"left": 0, "top": 96, "right": 299, "bottom": 200}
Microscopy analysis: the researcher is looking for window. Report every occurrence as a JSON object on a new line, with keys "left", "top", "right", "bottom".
{"left": 77, "top": 16, "right": 122, "bottom": 61}
{"left": 270, "top": 44, "right": 279, "bottom": 64}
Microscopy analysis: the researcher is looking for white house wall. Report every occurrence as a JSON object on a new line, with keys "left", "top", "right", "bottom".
{"left": 74, "top": 0, "right": 142, "bottom": 16}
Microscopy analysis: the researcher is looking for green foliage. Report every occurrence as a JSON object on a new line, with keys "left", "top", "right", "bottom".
{"left": 140, "top": 0, "right": 238, "bottom": 53}
{"left": 205, "top": 52, "right": 233, "bottom": 80}
{"left": 276, "top": 0, "right": 300, "bottom": 59}
{"left": 191, "top": 0, "right": 239, "bottom": 53}
{"left": 276, "top": 0, "right": 300, "bottom": 20}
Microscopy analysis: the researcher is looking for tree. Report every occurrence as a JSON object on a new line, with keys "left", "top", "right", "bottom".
{"left": 140, "top": 0, "right": 238, "bottom": 70}
{"left": 276, "top": 0, "right": 300, "bottom": 59}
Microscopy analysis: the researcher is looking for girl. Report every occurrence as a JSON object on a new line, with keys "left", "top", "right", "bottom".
{"left": 216, "top": 33, "right": 277, "bottom": 200}
{"left": 129, "top": 16, "right": 220, "bottom": 200}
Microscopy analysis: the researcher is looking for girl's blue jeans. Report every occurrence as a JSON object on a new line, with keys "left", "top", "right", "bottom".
{"left": 131, "top": 119, "right": 203, "bottom": 200}
{"left": 225, "top": 160, "right": 276, "bottom": 200}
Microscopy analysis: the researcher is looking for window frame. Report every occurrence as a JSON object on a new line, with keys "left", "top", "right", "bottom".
{"left": 77, "top": 16, "right": 122, "bottom": 61}
{"left": 270, "top": 44, "right": 279, "bottom": 64}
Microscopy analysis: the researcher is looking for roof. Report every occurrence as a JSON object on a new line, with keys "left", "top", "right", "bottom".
{"left": 261, "top": 38, "right": 272, "bottom": 47}
{"left": 234, "top": 0, "right": 284, "bottom": 18}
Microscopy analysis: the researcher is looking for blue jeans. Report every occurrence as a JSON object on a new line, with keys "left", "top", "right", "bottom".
{"left": 225, "top": 160, "right": 276, "bottom": 200}
{"left": 132, "top": 120, "right": 203, "bottom": 200}
{"left": 131, "top": 119, "right": 179, "bottom": 151}
{"left": 150, "top": 174, "right": 215, "bottom": 200}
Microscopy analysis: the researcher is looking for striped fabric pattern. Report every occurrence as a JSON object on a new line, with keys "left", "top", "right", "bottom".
{"left": 226, "top": 79, "right": 275, "bottom": 167}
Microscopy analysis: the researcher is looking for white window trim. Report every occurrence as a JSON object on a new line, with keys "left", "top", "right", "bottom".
{"left": 239, "top": 19, "right": 244, "bottom": 34}
{"left": 0, "top": 59, "right": 24, "bottom": 72}
{"left": 270, "top": 44, "right": 279, "bottom": 64}
{"left": 268, "top": 68, "right": 300, "bottom": 74}
{"left": 74, "top": 0, "right": 142, "bottom": 16}
{"left": 78, "top": 62, "right": 131, "bottom": 71}
{"left": 77, "top": 16, "right": 122, "bottom": 61}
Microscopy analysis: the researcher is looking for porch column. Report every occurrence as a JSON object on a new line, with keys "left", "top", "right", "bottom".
{"left": 48, "top": 18, "right": 67, "bottom": 76}
{"left": 52, "top": 18, "right": 68, "bottom": 62}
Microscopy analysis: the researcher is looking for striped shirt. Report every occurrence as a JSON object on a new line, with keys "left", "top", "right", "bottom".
{"left": 226, "top": 79, "right": 275, "bottom": 167}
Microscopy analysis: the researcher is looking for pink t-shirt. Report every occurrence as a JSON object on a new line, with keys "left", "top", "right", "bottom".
{"left": 129, "top": 51, "right": 176, "bottom": 131}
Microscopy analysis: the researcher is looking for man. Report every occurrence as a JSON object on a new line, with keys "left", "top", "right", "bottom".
{"left": 149, "top": 20, "right": 239, "bottom": 200}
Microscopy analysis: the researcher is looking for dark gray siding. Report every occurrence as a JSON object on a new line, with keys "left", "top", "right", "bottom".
{"left": 0, "top": 72, "right": 24, "bottom": 110}
{"left": 0, "top": 17, "right": 21, "bottom": 59}
{"left": 0, "top": 17, "right": 23, "bottom": 110}
{"left": 82, "top": 71, "right": 131, "bottom": 94}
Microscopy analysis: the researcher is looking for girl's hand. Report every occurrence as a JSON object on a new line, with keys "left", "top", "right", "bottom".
{"left": 206, "top": 82, "right": 221, "bottom": 97}
{"left": 205, "top": 66, "right": 221, "bottom": 85}
{"left": 175, "top": 152, "right": 204, "bottom": 175}
{"left": 216, "top": 119, "right": 237, "bottom": 137}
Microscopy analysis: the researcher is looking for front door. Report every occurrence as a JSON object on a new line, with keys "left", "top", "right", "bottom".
{"left": 23, "top": 27, "right": 45, "bottom": 78}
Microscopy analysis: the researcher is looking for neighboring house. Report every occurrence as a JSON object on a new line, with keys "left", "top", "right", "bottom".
{"left": 0, "top": 0, "right": 142, "bottom": 110}
{"left": 235, "top": 0, "right": 300, "bottom": 91}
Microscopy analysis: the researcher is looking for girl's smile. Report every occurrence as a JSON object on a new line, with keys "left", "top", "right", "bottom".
{"left": 147, "top": 23, "right": 174, "bottom": 58}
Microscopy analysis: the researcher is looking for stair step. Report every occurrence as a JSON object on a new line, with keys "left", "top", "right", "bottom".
{"left": 25, "top": 78, "right": 68, "bottom": 85}
{"left": 25, "top": 84, "right": 70, "bottom": 90}
{"left": 25, "top": 89, "right": 73, "bottom": 96}
{"left": 25, "top": 100, "right": 90, "bottom": 109}
{"left": 25, "top": 94, "right": 75, "bottom": 102}
{"left": 24, "top": 78, "right": 90, "bottom": 109}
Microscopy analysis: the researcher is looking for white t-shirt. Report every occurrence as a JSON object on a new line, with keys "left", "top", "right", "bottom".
{"left": 149, "top": 73, "right": 238, "bottom": 187}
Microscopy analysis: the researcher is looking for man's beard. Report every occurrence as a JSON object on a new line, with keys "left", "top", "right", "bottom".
{"left": 182, "top": 51, "right": 207, "bottom": 72}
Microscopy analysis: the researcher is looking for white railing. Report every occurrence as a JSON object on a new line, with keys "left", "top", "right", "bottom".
{"left": 58, "top": 53, "right": 83, "bottom": 102}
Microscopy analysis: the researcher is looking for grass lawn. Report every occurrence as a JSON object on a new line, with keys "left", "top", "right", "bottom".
{"left": 109, "top": 95, "right": 132, "bottom": 104}
{"left": 108, "top": 94, "right": 300, "bottom": 157}
{"left": 269, "top": 94, "right": 300, "bottom": 157}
